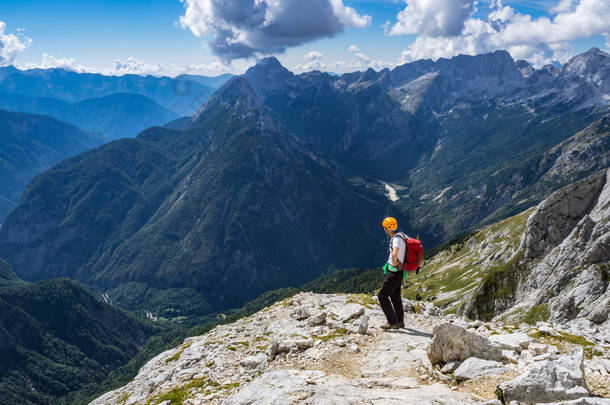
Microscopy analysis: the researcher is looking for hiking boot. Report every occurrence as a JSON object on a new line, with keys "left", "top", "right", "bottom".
{"left": 380, "top": 323, "right": 400, "bottom": 330}
{"left": 398, "top": 321, "right": 405, "bottom": 328}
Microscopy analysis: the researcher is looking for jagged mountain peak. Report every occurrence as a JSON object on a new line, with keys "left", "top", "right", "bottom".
{"left": 563, "top": 46, "right": 610, "bottom": 78}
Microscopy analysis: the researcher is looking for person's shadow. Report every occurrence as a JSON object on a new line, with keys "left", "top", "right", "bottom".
{"left": 389, "top": 327, "right": 433, "bottom": 338}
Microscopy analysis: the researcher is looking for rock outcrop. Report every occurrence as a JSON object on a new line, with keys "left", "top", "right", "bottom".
{"left": 427, "top": 322, "right": 504, "bottom": 364}
{"left": 89, "top": 293, "right": 609, "bottom": 405}
{"left": 497, "top": 348, "right": 591, "bottom": 403}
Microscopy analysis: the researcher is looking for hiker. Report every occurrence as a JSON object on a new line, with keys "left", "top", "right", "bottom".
{"left": 379, "top": 216, "right": 405, "bottom": 329}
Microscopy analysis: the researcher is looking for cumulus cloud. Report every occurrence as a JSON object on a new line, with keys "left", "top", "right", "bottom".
{"left": 295, "top": 46, "right": 397, "bottom": 73}
{"left": 296, "top": 50, "right": 328, "bottom": 71}
{"left": 390, "top": 0, "right": 475, "bottom": 37}
{"left": 110, "top": 57, "right": 162, "bottom": 75}
{"left": 173, "top": 59, "right": 237, "bottom": 76}
{"left": 304, "top": 51, "right": 323, "bottom": 61}
{"left": 179, "top": 0, "right": 371, "bottom": 60}
{"left": 0, "top": 21, "right": 31, "bottom": 66}
{"left": 395, "top": 0, "right": 610, "bottom": 67}
{"left": 23, "top": 53, "right": 96, "bottom": 73}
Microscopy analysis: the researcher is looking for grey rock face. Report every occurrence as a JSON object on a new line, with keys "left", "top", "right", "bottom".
{"left": 427, "top": 323, "right": 503, "bottom": 364}
{"left": 453, "top": 357, "right": 509, "bottom": 381}
{"left": 522, "top": 169, "right": 607, "bottom": 261}
{"left": 517, "top": 169, "right": 610, "bottom": 326}
{"left": 497, "top": 348, "right": 591, "bottom": 403}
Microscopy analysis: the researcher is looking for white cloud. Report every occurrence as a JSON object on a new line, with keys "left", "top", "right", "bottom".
{"left": 179, "top": 0, "right": 371, "bottom": 60}
{"left": 0, "top": 21, "right": 32, "bottom": 66}
{"left": 296, "top": 51, "right": 327, "bottom": 71}
{"left": 390, "top": 0, "right": 475, "bottom": 37}
{"left": 395, "top": 0, "right": 610, "bottom": 67}
{"left": 305, "top": 51, "right": 323, "bottom": 61}
{"left": 295, "top": 47, "right": 397, "bottom": 74}
{"left": 23, "top": 53, "right": 96, "bottom": 73}
{"left": 110, "top": 57, "right": 162, "bottom": 76}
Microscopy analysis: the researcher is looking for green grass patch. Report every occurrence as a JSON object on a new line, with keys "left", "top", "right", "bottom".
{"left": 313, "top": 328, "right": 348, "bottom": 342}
{"left": 346, "top": 294, "right": 378, "bottom": 309}
{"left": 522, "top": 304, "right": 550, "bottom": 325}
{"left": 165, "top": 341, "right": 193, "bottom": 363}
{"left": 147, "top": 377, "right": 220, "bottom": 405}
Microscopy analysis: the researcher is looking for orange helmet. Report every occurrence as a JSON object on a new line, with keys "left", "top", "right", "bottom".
{"left": 382, "top": 217, "right": 398, "bottom": 231}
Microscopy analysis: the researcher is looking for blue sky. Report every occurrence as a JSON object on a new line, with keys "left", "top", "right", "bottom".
{"left": 0, "top": 0, "right": 608, "bottom": 76}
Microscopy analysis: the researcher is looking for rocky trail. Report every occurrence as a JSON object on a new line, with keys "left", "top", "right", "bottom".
{"left": 91, "top": 292, "right": 609, "bottom": 405}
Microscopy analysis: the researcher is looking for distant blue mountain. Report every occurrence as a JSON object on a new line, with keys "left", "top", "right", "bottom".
{"left": 175, "top": 73, "right": 233, "bottom": 89}
{"left": 0, "top": 91, "right": 178, "bottom": 140}
{"left": 0, "top": 66, "right": 232, "bottom": 117}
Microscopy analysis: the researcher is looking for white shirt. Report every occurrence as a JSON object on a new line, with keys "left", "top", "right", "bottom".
{"left": 387, "top": 235, "right": 406, "bottom": 269}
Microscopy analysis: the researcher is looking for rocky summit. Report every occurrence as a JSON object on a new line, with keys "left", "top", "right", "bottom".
{"left": 90, "top": 292, "right": 609, "bottom": 405}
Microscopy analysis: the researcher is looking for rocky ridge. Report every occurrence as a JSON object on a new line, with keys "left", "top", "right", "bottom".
{"left": 90, "top": 292, "right": 609, "bottom": 405}
{"left": 405, "top": 168, "right": 610, "bottom": 345}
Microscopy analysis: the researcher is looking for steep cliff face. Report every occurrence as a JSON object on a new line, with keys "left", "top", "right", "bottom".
{"left": 510, "top": 169, "right": 610, "bottom": 328}
{"left": 406, "top": 169, "right": 609, "bottom": 341}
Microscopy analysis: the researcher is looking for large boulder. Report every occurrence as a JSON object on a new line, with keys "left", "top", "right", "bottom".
{"left": 497, "top": 348, "right": 591, "bottom": 403}
{"left": 427, "top": 323, "right": 504, "bottom": 364}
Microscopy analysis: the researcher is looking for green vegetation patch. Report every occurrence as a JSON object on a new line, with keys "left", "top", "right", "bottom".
{"left": 313, "top": 328, "right": 348, "bottom": 342}
{"left": 147, "top": 377, "right": 222, "bottom": 405}
{"left": 522, "top": 304, "right": 550, "bottom": 325}
{"left": 346, "top": 294, "right": 378, "bottom": 309}
{"left": 529, "top": 330, "right": 595, "bottom": 355}
{"left": 165, "top": 341, "right": 193, "bottom": 363}
{"left": 466, "top": 253, "right": 527, "bottom": 320}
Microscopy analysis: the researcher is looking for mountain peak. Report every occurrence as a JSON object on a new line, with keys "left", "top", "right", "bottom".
{"left": 563, "top": 47, "right": 610, "bottom": 77}
{"left": 246, "top": 56, "right": 292, "bottom": 77}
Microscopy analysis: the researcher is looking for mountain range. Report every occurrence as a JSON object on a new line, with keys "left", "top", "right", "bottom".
{"left": 0, "top": 66, "right": 232, "bottom": 140}
{"left": 0, "top": 109, "right": 102, "bottom": 221}
{"left": 0, "top": 48, "right": 608, "bottom": 319}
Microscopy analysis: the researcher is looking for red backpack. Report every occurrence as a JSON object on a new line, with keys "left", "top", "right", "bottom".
{"left": 395, "top": 232, "right": 423, "bottom": 272}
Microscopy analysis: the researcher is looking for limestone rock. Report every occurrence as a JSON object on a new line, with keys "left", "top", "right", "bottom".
{"left": 331, "top": 303, "right": 365, "bottom": 322}
{"left": 539, "top": 399, "right": 610, "bottom": 405}
{"left": 441, "top": 360, "right": 460, "bottom": 374}
{"left": 528, "top": 342, "right": 548, "bottom": 356}
{"left": 489, "top": 332, "right": 531, "bottom": 352}
{"left": 497, "top": 348, "right": 591, "bottom": 403}
{"left": 454, "top": 357, "right": 509, "bottom": 381}
{"left": 501, "top": 350, "right": 519, "bottom": 364}
{"left": 223, "top": 369, "right": 479, "bottom": 405}
{"left": 307, "top": 311, "right": 326, "bottom": 326}
{"left": 290, "top": 307, "right": 310, "bottom": 320}
{"left": 358, "top": 315, "right": 369, "bottom": 334}
{"left": 427, "top": 322, "right": 504, "bottom": 364}
{"left": 240, "top": 354, "right": 267, "bottom": 370}
{"left": 587, "top": 305, "right": 610, "bottom": 324}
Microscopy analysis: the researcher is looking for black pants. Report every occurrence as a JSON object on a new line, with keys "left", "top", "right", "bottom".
{"left": 378, "top": 270, "right": 404, "bottom": 325}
